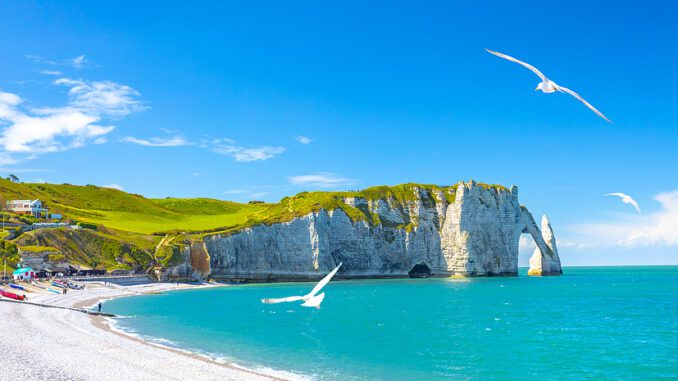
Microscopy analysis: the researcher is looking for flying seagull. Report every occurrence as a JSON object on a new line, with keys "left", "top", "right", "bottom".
{"left": 485, "top": 49, "right": 612, "bottom": 123}
{"left": 261, "top": 262, "right": 342, "bottom": 309}
{"left": 605, "top": 193, "right": 641, "bottom": 213}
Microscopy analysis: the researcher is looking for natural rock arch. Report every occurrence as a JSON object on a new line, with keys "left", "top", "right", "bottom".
{"left": 523, "top": 213, "right": 562, "bottom": 276}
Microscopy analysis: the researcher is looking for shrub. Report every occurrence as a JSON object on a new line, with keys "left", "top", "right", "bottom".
{"left": 77, "top": 222, "right": 98, "bottom": 230}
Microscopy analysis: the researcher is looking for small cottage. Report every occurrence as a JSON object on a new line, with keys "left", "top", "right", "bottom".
{"left": 12, "top": 267, "right": 35, "bottom": 281}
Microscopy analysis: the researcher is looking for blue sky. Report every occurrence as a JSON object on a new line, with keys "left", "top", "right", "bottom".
{"left": 0, "top": 1, "right": 676, "bottom": 265}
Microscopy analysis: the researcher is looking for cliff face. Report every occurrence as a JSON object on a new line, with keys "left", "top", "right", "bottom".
{"left": 190, "top": 181, "right": 561, "bottom": 281}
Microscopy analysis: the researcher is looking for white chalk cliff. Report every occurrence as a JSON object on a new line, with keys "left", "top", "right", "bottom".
{"left": 188, "top": 181, "right": 561, "bottom": 281}
{"left": 528, "top": 215, "right": 562, "bottom": 276}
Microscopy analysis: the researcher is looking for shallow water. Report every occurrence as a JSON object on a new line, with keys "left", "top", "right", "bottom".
{"left": 105, "top": 266, "right": 678, "bottom": 380}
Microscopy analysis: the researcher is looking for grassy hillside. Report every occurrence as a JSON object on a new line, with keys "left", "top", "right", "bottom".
{"left": 0, "top": 179, "right": 508, "bottom": 235}
{"left": 0, "top": 179, "right": 508, "bottom": 272}
{"left": 0, "top": 179, "right": 267, "bottom": 234}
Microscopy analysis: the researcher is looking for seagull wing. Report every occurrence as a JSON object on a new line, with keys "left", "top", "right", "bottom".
{"left": 557, "top": 85, "right": 612, "bottom": 123}
{"left": 605, "top": 193, "right": 641, "bottom": 213}
{"left": 628, "top": 198, "right": 642, "bottom": 213}
{"left": 261, "top": 295, "right": 305, "bottom": 304}
{"left": 307, "top": 262, "right": 343, "bottom": 298}
{"left": 485, "top": 49, "right": 548, "bottom": 81}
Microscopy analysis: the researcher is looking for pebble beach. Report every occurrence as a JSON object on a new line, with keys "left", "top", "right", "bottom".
{"left": 0, "top": 281, "right": 279, "bottom": 381}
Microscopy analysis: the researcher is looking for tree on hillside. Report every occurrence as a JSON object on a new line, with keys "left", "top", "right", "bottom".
{"left": 8, "top": 174, "right": 19, "bottom": 183}
{"left": 0, "top": 239, "right": 19, "bottom": 277}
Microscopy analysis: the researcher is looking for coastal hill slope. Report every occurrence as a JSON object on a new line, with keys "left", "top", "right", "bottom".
{"left": 0, "top": 180, "right": 266, "bottom": 234}
{"left": 0, "top": 179, "right": 561, "bottom": 278}
{"left": 0, "top": 179, "right": 500, "bottom": 235}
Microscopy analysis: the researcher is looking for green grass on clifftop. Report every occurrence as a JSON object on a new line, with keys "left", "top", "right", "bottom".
{"left": 0, "top": 179, "right": 507, "bottom": 235}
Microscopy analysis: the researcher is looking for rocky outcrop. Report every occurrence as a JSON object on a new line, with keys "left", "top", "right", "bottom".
{"left": 181, "top": 181, "right": 562, "bottom": 282}
{"left": 528, "top": 215, "right": 562, "bottom": 276}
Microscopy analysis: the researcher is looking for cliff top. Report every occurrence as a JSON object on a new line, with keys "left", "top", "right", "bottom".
{"left": 0, "top": 178, "right": 509, "bottom": 235}
{"left": 0, "top": 178, "right": 511, "bottom": 272}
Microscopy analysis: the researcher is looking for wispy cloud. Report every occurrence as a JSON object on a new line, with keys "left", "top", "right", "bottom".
{"left": 28, "top": 54, "right": 91, "bottom": 69}
{"left": 296, "top": 135, "right": 313, "bottom": 145}
{"left": 0, "top": 167, "right": 49, "bottom": 174}
{"left": 289, "top": 172, "right": 358, "bottom": 188}
{"left": 54, "top": 78, "right": 144, "bottom": 116}
{"left": 224, "top": 185, "right": 275, "bottom": 198}
{"left": 26, "top": 54, "right": 57, "bottom": 65}
{"left": 123, "top": 136, "right": 189, "bottom": 147}
{"left": 564, "top": 190, "right": 678, "bottom": 249}
{"left": 39, "top": 70, "right": 63, "bottom": 76}
{"left": 0, "top": 77, "right": 144, "bottom": 162}
{"left": 213, "top": 145, "right": 285, "bottom": 162}
{"left": 103, "top": 183, "right": 124, "bottom": 191}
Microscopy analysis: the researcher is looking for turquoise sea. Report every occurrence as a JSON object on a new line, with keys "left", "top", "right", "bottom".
{"left": 104, "top": 266, "right": 677, "bottom": 380}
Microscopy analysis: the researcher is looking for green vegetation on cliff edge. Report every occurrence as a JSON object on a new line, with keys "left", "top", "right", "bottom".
{"left": 0, "top": 179, "right": 508, "bottom": 271}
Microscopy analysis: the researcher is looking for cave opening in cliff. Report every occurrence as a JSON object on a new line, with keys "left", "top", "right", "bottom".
{"left": 408, "top": 263, "right": 431, "bottom": 278}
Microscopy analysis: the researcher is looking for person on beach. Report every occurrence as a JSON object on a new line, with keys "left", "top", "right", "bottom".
{"left": 98, "top": 302, "right": 102, "bottom": 312}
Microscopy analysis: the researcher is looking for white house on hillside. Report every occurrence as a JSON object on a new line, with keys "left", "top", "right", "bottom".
{"left": 7, "top": 199, "right": 49, "bottom": 218}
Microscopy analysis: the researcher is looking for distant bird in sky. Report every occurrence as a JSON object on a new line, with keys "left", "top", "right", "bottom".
{"left": 485, "top": 49, "right": 612, "bottom": 123}
{"left": 605, "top": 193, "right": 641, "bottom": 213}
{"left": 261, "top": 262, "right": 342, "bottom": 309}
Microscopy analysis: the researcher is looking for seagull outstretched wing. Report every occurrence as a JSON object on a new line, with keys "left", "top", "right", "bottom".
{"left": 261, "top": 295, "right": 305, "bottom": 304}
{"left": 260, "top": 262, "right": 343, "bottom": 305}
{"left": 485, "top": 49, "right": 547, "bottom": 81}
{"left": 307, "top": 262, "right": 342, "bottom": 298}
{"left": 605, "top": 192, "right": 627, "bottom": 198}
{"left": 557, "top": 86, "right": 612, "bottom": 123}
{"left": 605, "top": 193, "right": 641, "bottom": 213}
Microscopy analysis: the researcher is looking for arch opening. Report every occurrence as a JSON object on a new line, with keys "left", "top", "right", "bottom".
{"left": 518, "top": 234, "right": 536, "bottom": 275}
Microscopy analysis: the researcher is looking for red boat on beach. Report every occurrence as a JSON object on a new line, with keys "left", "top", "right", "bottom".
{"left": 0, "top": 289, "right": 26, "bottom": 301}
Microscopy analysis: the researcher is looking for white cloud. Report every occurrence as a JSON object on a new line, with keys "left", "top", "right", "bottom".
{"left": 296, "top": 135, "right": 312, "bottom": 145}
{"left": 103, "top": 183, "right": 124, "bottom": 191}
{"left": 213, "top": 145, "right": 285, "bottom": 162}
{"left": 0, "top": 77, "right": 143, "bottom": 162}
{"left": 289, "top": 172, "right": 358, "bottom": 188}
{"left": 623, "top": 191, "right": 678, "bottom": 246}
{"left": 123, "top": 136, "right": 188, "bottom": 147}
{"left": 564, "top": 190, "right": 678, "bottom": 249}
{"left": 39, "top": 70, "right": 63, "bottom": 76}
{"left": 54, "top": 78, "right": 144, "bottom": 116}
{"left": 26, "top": 54, "right": 57, "bottom": 65}
{"left": 27, "top": 54, "right": 90, "bottom": 69}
